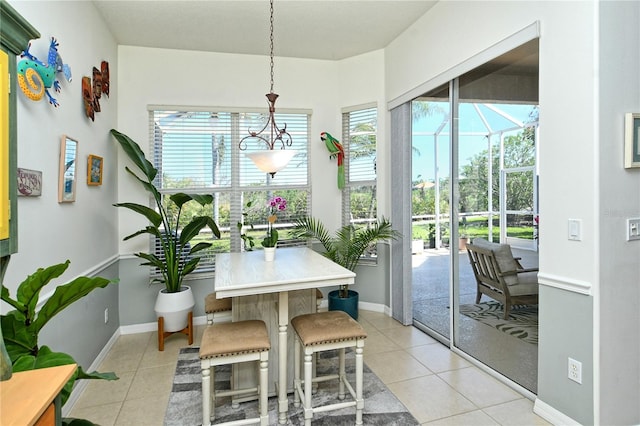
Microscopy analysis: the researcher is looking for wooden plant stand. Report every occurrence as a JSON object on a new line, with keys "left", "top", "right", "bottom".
{"left": 158, "top": 311, "right": 193, "bottom": 351}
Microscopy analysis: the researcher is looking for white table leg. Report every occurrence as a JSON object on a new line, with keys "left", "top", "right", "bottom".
{"left": 278, "top": 291, "right": 289, "bottom": 424}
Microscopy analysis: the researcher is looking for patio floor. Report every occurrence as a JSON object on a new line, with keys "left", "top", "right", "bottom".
{"left": 412, "top": 246, "right": 539, "bottom": 393}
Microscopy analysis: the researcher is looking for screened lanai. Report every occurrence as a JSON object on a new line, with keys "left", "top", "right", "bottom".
{"left": 411, "top": 101, "right": 539, "bottom": 253}
{"left": 410, "top": 98, "right": 540, "bottom": 393}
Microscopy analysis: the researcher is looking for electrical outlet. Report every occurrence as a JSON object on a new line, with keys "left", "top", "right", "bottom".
{"left": 568, "top": 357, "right": 582, "bottom": 384}
{"left": 104, "top": 308, "right": 109, "bottom": 324}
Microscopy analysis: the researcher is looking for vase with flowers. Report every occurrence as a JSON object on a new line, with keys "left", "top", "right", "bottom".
{"left": 261, "top": 196, "right": 287, "bottom": 260}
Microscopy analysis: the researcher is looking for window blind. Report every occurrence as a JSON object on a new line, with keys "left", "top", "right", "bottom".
{"left": 341, "top": 105, "right": 378, "bottom": 227}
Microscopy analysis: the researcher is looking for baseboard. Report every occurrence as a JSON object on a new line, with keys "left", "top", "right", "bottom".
{"left": 358, "top": 301, "right": 388, "bottom": 314}
{"left": 534, "top": 398, "right": 581, "bottom": 425}
{"left": 62, "top": 328, "right": 121, "bottom": 417}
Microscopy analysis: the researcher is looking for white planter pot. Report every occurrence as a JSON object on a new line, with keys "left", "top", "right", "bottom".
{"left": 412, "top": 239, "right": 424, "bottom": 254}
{"left": 264, "top": 247, "right": 276, "bottom": 261}
{"left": 154, "top": 286, "right": 195, "bottom": 332}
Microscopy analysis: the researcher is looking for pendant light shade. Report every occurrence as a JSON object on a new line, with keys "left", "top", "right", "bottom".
{"left": 246, "top": 149, "right": 297, "bottom": 177}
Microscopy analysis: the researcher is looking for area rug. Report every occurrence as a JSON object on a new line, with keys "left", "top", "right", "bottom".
{"left": 165, "top": 347, "right": 419, "bottom": 425}
{"left": 459, "top": 301, "right": 538, "bottom": 345}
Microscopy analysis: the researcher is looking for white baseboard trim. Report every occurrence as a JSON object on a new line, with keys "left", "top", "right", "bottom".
{"left": 534, "top": 398, "right": 581, "bottom": 425}
{"left": 358, "top": 301, "right": 389, "bottom": 315}
{"left": 62, "top": 328, "right": 121, "bottom": 417}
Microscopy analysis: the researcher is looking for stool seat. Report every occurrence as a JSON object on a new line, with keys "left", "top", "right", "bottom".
{"left": 199, "top": 320, "right": 270, "bottom": 426}
{"left": 292, "top": 311, "right": 367, "bottom": 346}
{"left": 200, "top": 320, "right": 270, "bottom": 358}
{"left": 205, "top": 292, "right": 232, "bottom": 325}
{"left": 291, "top": 310, "right": 367, "bottom": 426}
{"left": 205, "top": 292, "right": 232, "bottom": 314}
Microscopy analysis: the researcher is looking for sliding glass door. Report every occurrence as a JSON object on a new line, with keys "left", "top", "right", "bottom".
{"left": 410, "top": 39, "right": 539, "bottom": 392}
{"left": 411, "top": 84, "right": 451, "bottom": 340}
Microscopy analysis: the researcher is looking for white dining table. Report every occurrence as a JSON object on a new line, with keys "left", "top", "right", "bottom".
{"left": 214, "top": 247, "right": 355, "bottom": 424}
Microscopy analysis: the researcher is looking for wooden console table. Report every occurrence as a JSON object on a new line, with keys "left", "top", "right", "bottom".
{"left": 0, "top": 363, "right": 76, "bottom": 425}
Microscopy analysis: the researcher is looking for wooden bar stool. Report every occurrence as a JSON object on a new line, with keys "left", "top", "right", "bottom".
{"left": 205, "top": 292, "right": 232, "bottom": 325}
{"left": 199, "top": 320, "right": 270, "bottom": 426}
{"left": 291, "top": 310, "right": 367, "bottom": 426}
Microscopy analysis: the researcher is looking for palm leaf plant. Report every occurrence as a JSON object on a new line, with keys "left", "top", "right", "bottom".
{"left": 292, "top": 217, "right": 400, "bottom": 298}
{"left": 0, "top": 260, "right": 117, "bottom": 423}
{"left": 110, "top": 129, "right": 221, "bottom": 293}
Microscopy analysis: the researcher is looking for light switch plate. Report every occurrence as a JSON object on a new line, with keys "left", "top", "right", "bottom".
{"left": 627, "top": 218, "right": 640, "bottom": 241}
{"left": 568, "top": 219, "right": 581, "bottom": 241}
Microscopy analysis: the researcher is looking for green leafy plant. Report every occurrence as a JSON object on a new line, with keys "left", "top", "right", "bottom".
{"left": 0, "top": 260, "right": 117, "bottom": 420}
{"left": 292, "top": 217, "right": 400, "bottom": 298}
{"left": 110, "top": 129, "right": 221, "bottom": 293}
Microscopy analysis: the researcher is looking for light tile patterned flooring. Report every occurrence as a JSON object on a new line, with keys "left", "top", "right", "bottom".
{"left": 69, "top": 310, "right": 551, "bottom": 425}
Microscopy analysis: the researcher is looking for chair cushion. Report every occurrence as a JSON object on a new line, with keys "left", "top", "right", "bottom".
{"left": 472, "top": 238, "right": 520, "bottom": 285}
{"left": 508, "top": 271, "right": 539, "bottom": 294}
{"left": 205, "top": 292, "right": 232, "bottom": 314}
{"left": 291, "top": 311, "right": 367, "bottom": 346}
{"left": 199, "top": 320, "right": 270, "bottom": 359}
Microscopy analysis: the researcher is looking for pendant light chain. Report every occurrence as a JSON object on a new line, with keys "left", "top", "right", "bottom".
{"left": 269, "top": 0, "right": 275, "bottom": 94}
{"left": 238, "top": 0, "right": 294, "bottom": 177}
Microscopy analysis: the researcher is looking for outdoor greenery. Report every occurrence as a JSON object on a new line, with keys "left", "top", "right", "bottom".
{"left": 1, "top": 261, "right": 117, "bottom": 425}
{"left": 413, "top": 215, "right": 535, "bottom": 244}
{"left": 411, "top": 104, "right": 538, "bottom": 244}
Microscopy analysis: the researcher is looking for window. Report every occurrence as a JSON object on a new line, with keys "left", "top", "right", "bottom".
{"left": 149, "top": 106, "right": 311, "bottom": 277}
{"left": 341, "top": 104, "right": 378, "bottom": 259}
{"left": 341, "top": 104, "right": 378, "bottom": 227}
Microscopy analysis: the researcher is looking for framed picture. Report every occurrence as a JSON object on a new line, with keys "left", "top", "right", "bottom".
{"left": 87, "top": 154, "right": 103, "bottom": 186}
{"left": 16, "top": 168, "right": 42, "bottom": 197}
{"left": 624, "top": 113, "right": 640, "bottom": 168}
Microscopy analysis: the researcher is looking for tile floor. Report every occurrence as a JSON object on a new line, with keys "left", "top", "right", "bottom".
{"left": 68, "top": 310, "right": 551, "bottom": 425}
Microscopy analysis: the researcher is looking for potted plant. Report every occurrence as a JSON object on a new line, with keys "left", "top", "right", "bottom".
{"left": 261, "top": 196, "right": 286, "bottom": 261}
{"left": 1, "top": 260, "right": 117, "bottom": 425}
{"left": 110, "top": 129, "right": 221, "bottom": 333}
{"left": 237, "top": 196, "right": 287, "bottom": 261}
{"left": 427, "top": 223, "right": 436, "bottom": 248}
{"left": 292, "top": 217, "right": 400, "bottom": 319}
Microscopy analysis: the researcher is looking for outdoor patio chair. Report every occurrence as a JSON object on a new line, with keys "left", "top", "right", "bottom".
{"left": 466, "top": 238, "right": 539, "bottom": 319}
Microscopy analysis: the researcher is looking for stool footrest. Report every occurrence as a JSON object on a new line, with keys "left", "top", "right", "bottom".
{"left": 310, "top": 373, "right": 340, "bottom": 384}
{"left": 313, "top": 400, "right": 356, "bottom": 414}
{"left": 216, "top": 386, "right": 259, "bottom": 399}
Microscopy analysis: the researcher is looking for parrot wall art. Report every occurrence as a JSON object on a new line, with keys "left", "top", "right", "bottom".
{"left": 321, "top": 132, "right": 345, "bottom": 189}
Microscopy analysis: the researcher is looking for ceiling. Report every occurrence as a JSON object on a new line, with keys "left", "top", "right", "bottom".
{"left": 92, "top": 1, "right": 438, "bottom": 61}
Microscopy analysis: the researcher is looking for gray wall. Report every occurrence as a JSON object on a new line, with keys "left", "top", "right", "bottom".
{"left": 537, "top": 287, "right": 594, "bottom": 425}
{"left": 38, "top": 262, "right": 119, "bottom": 372}
{"left": 597, "top": 2, "right": 640, "bottom": 424}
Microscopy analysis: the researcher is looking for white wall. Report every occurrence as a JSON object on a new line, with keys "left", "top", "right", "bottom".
{"left": 5, "top": 0, "right": 120, "bottom": 373}
{"left": 116, "top": 46, "right": 385, "bottom": 251}
{"left": 6, "top": 1, "right": 119, "bottom": 286}
{"left": 383, "top": 0, "right": 639, "bottom": 424}
{"left": 115, "top": 45, "right": 389, "bottom": 324}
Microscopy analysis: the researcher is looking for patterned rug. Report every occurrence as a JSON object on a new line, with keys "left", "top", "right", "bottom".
{"left": 459, "top": 301, "right": 538, "bottom": 345}
{"left": 165, "top": 347, "right": 419, "bottom": 425}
